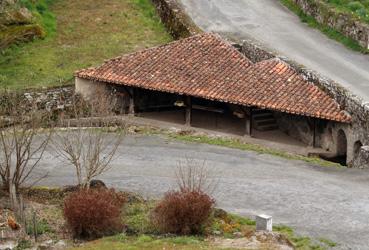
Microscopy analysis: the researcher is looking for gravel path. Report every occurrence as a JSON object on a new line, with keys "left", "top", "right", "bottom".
{"left": 34, "top": 134, "right": 369, "bottom": 249}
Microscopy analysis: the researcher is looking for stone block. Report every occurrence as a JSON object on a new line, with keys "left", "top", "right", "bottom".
{"left": 256, "top": 214, "right": 272, "bottom": 231}
{"left": 353, "top": 146, "right": 369, "bottom": 168}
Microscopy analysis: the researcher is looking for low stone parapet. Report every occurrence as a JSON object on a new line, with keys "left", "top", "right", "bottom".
{"left": 353, "top": 146, "right": 369, "bottom": 168}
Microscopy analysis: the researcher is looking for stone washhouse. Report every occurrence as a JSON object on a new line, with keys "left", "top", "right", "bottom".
{"left": 75, "top": 33, "right": 367, "bottom": 167}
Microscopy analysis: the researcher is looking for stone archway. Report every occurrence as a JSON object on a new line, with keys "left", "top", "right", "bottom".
{"left": 336, "top": 129, "right": 348, "bottom": 165}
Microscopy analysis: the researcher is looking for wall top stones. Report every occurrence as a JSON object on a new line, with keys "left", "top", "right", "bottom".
{"left": 293, "top": 0, "right": 369, "bottom": 49}
{"left": 151, "top": 0, "right": 202, "bottom": 39}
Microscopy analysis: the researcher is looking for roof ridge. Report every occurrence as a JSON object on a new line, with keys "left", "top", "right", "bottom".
{"left": 75, "top": 33, "right": 253, "bottom": 75}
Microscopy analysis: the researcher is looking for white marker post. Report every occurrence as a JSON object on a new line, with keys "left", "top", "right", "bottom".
{"left": 256, "top": 214, "right": 273, "bottom": 231}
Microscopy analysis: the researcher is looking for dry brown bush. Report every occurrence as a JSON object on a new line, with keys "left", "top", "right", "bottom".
{"left": 151, "top": 190, "right": 215, "bottom": 235}
{"left": 63, "top": 188, "right": 126, "bottom": 239}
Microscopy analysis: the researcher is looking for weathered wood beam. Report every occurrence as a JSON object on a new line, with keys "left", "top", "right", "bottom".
{"left": 243, "top": 106, "right": 252, "bottom": 136}
{"left": 184, "top": 96, "right": 192, "bottom": 126}
{"left": 128, "top": 88, "right": 135, "bottom": 115}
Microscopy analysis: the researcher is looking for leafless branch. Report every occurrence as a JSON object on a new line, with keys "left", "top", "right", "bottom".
{"left": 52, "top": 87, "right": 125, "bottom": 188}
{"left": 175, "top": 158, "right": 219, "bottom": 194}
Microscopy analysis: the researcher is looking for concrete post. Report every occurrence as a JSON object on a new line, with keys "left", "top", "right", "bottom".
{"left": 256, "top": 214, "right": 272, "bottom": 231}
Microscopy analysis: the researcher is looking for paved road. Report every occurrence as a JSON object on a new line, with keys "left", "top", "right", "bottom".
{"left": 178, "top": 0, "right": 369, "bottom": 102}
{"left": 35, "top": 134, "right": 369, "bottom": 249}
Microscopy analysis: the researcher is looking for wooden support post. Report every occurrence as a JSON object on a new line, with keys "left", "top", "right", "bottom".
{"left": 128, "top": 88, "right": 135, "bottom": 115}
{"left": 313, "top": 118, "right": 316, "bottom": 148}
{"left": 185, "top": 96, "right": 192, "bottom": 126}
{"left": 244, "top": 107, "right": 252, "bottom": 137}
{"left": 249, "top": 107, "right": 253, "bottom": 137}
{"left": 245, "top": 118, "right": 251, "bottom": 136}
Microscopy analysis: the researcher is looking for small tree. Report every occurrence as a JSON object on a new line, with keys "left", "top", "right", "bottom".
{"left": 0, "top": 91, "right": 52, "bottom": 192}
{"left": 52, "top": 87, "right": 124, "bottom": 188}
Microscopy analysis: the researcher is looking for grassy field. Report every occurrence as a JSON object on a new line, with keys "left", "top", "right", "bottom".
{"left": 0, "top": 0, "right": 171, "bottom": 89}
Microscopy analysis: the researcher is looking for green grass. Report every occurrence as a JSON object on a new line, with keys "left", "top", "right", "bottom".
{"left": 280, "top": 0, "right": 369, "bottom": 53}
{"left": 68, "top": 235, "right": 218, "bottom": 250}
{"left": 124, "top": 201, "right": 158, "bottom": 235}
{"left": 319, "top": 237, "right": 338, "bottom": 248}
{"left": 324, "top": 0, "right": 369, "bottom": 24}
{"left": 0, "top": 0, "right": 172, "bottom": 89}
{"left": 19, "top": 0, "right": 57, "bottom": 35}
{"left": 169, "top": 133, "right": 342, "bottom": 168}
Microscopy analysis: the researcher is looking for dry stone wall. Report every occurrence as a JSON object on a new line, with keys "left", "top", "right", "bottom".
{"left": 151, "top": 0, "right": 202, "bottom": 39}
{"left": 0, "top": 86, "right": 75, "bottom": 115}
{"left": 292, "top": 0, "right": 369, "bottom": 49}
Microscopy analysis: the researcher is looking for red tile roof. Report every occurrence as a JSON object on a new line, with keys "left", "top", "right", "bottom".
{"left": 75, "top": 33, "right": 351, "bottom": 123}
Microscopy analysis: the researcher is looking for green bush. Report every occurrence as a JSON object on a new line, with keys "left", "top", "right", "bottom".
{"left": 347, "top": 1, "right": 365, "bottom": 11}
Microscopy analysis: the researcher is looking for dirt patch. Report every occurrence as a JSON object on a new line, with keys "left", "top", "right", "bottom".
{"left": 211, "top": 231, "right": 293, "bottom": 250}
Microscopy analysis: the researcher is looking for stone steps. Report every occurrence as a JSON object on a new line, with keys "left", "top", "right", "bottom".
{"left": 253, "top": 109, "right": 278, "bottom": 131}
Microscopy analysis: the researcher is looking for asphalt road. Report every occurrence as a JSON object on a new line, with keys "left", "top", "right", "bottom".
{"left": 178, "top": 0, "right": 369, "bottom": 102}
{"left": 35, "top": 134, "right": 369, "bottom": 249}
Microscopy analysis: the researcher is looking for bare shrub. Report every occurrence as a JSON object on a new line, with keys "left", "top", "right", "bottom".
{"left": 151, "top": 190, "right": 215, "bottom": 235}
{"left": 53, "top": 86, "right": 124, "bottom": 188}
{"left": 176, "top": 158, "right": 218, "bottom": 194}
{"left": 63, "top": 188, "right": 126, "bottom": 239}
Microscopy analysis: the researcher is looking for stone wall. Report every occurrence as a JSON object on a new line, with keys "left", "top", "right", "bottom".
{"left": 151, "top": 0, "right": 202, "bottom": 39}
{"left": 353, "top": 146, "right": 369, "bottom": 168}
{"left": 0, "top": 85, "right": 74, "bottom": 116}
{"left": 292, "top": 0, "right": 369, "bottom": 49}
{"left": 22, "top": 86, "right": 74, "bottom": 112}
{"left": 240, "top": 39, "right": 275, "bottom": 63}
{"left": 274, "top": 112, "right": 315, "bottom": 146}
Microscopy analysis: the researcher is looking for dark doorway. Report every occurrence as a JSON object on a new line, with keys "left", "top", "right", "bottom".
{"left": 354, "top": 140, "right": 363, "bottom": 159}
{"left": 334, "top": 129, "right": 348, "bottom": 165}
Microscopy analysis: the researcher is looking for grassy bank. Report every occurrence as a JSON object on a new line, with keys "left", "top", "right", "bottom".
{"left": 167, "top": 132, "right": 342, "bottom": 168}
{"left": 0, "top": 0, "right": 171, "bottom": 89}
{"left": 325, "top": 0, "right": 369, "bottom": 24}
{"left": 280, "top": 0, "right": 369, "bottom": 53}
{"left": 20, "top": 0, "right": 57, "bottom": 35}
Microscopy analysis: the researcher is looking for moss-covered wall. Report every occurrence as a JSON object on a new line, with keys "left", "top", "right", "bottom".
{"left": 0, "top": 0, "right": 48, "bottom": 49}
{"left": 151, "top": 0, "right": 202, "bottom": 39}
{"left": 293, "top": 0, "right": 369, "bottom": 49}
